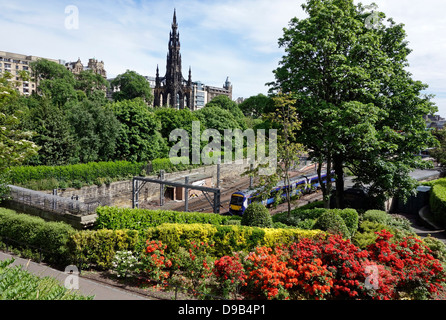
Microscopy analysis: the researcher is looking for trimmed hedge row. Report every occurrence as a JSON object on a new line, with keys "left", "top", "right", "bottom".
{"left": 145, "top": 223, "right": 325, "bottom": 257}
{"left": 6, "top": 156, "right": 211, "bottom": 191}
{"left": 0, "top": 208, "right": 76, "bottom": 266}
{"left": 429, "top": 181, "right": 446, "bottom": 228}
{"left": 95, "top": 206, "right": 241, "bottom": 233}
{"left": 272, "top": 208, "right": 359, "bottom": 238}
{"left": 67, "top": 229, "right": 140, "bottom": 270}
{"left": 7, "top": 161, "right": 146, "bottom": 190}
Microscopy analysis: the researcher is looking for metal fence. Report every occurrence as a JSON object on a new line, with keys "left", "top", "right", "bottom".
{"left": 7, "top": 185, "right": 99, "bottom": 216}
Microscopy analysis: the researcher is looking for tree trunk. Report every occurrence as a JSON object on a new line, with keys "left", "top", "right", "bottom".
{"left": 333, "top": 155, "right": 344, "bottom": 209}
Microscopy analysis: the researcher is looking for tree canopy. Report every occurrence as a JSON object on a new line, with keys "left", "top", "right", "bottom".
{"left": 110, "top": 70, "right": 153, "bottom": 104}
{"left": 269, "top": 0, "right": 437, "bottom": 208}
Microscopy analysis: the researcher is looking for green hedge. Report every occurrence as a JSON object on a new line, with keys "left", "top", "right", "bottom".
{"left": 430, "top": 183, "right": 446, "bottom": 227}
{"left": 6, "top": 156, "right": 212, "bottom": 191}
{"left": 95, "top": 206, "right": 241, "bottom": 233}
{"left": 145, "top": 223, "right": 325, "bottom": 257}
{"left": 7, "top": 161, "right": 146, "bottom": 190}
{"left": 67, "top": 229, "right": 139, "bottom": 270}
{"left": 272, "top": 208, "right": 359, "bottom": 238}
{"left": 0, "top": 208, "right": 76, "bottom": 266}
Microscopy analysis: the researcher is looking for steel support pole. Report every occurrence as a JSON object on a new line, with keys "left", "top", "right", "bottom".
{"left": 185, "top": 176, "right": 189, "bottom": 212}
{"left": 159, "top": 170, "right": 165, "bottom": 207}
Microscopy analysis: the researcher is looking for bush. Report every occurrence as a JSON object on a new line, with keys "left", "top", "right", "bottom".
{"left": 67, "top": 229, "right": 139, "bottom": 270}
{"left": 430, "top": 183, "right": 446, "bottom": 227}
{"left": 314, "top": 211, "right": 351, "bottom": 238}
{"left": 362, "top": 210, "right": 392, "bottom": 225}
{"left": 241, "top": 203, "right": 273, "bottom": 228}
{"left": 0, "top": 259, "right": 94, "bottom": 300}
{"left": 145, "top": 223, "right": 324, "bottom": 257}
{"left": 0, "top": 208, "right": 75, "bottom": 266}
{"left": 7, "top": 161, "right": 146, "bottom": 190}
{"left": 95, "top": 207, "right": 236, "bottom": 237}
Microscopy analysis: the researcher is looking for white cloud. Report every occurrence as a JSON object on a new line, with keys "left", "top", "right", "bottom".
{"left": 0, "top": 0, "right": 444, "bottom": 116}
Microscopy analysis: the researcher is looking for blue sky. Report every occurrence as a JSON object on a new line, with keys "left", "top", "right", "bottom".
{"left": 1, "top": 0, "right": 445, "bottom": 117}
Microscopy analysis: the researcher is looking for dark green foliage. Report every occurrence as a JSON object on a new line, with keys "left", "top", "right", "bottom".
{"left": 0, "top": 208, "right": 75, "bottom": 266}
{"left": 273, "top": 207, "right": 359, "bottom": 238}
{"left": 110, "top": 70, "right": 153, "bottom": 104}
{"left": 241, "top": 202, "right": 273, "bottom": 228}
{"left": 95, "top": 206, "right": 238, "bottom": 233}
{"left": 314, "top": 211, "right": 350, "bottom": 238}
{"left": 205, "top": 95, "right": 247, "bottom": 130}
{"left": 65, "top": 99, "right": 121, "bottom": 163}
{"left": 110, "top": 98, "right": 168, "bottom": 162}
{"left": 7, "top": 161, "right": 145, "bottom": 190}
{"left": 429, "top": 182, "right": 446, "bottom": 227}
{"left": 24, "top": 97, "right": 76, "bottom": 166}
{"left": 239, "top": 93, "right": 275, "bottom": 118}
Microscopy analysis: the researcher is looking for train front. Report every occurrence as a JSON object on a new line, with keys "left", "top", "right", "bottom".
{"left": 229, "top": 192, "right": 246, "bottom": 216}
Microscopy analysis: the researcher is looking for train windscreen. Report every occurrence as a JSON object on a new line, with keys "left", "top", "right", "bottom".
{"left": 230, "top": 194, "right": 244, "bottom": 206}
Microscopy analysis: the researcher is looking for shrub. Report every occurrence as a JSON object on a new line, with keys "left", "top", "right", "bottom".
{"left": 7, "top": 161, "right": 145, "bottom": 190}
{"left": 422, "top": 236, "right": 446, "bottom": 263}
{"left": 145, "top": 223, "right": 324, "bottom": 257}
{"left": 67, "top": 229, "right": 139, "bottom": 270}
{"left": 0, "top": 259, "right": 94, "bottom": 300}
{"left": 362, "top": 210, "right": 392, "bottom": 225}
{"left": 95, "top": 206, "right": 235, "bottom": 234}
{"left": 314, "top": 211, "right": 351, "bottom": 238}
{"left": 241, "top": 203, "right": 273, "bottom": 228}
{"left": 273, "top": 208, "right": 358, "bottom": 238}
{"left": 0, "top": 208, "right": 75, "bottom": 266}
{"left": 430, "top": 183, "right": 446, "bottom": 227}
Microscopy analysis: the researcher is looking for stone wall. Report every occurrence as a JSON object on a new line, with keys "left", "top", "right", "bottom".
{"left": 51, "top": 160, "right": 251, "bottom": 208}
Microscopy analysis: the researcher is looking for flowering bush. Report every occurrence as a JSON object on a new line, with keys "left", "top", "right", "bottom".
{"left": 367, "top": 230, "right": 446, "bottom": 299}
{"left": 170, "top": 241, "right": 215, "bottom": 293}
{"left": 112, "top": 251, "right": 139, "bottom": 278}
{"left": 140, "top": 240, "right": 171, "bottom": 285}
{"left": 135, "top": 230, "right": 446, "bottom": 300}
{"left": 213, "top": 253, "right": 247, "bottom": 299}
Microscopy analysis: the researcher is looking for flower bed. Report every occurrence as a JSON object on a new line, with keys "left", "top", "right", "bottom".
{"left": 112, "top": 230, "right": 446, "bottom": 300}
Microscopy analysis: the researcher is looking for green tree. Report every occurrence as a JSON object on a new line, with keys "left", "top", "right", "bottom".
{"left": 0, "top": 74, "right": 39, "bottom": 198}
{"left": 30, "top": 59, "right": 77, "bottom": 107}
{"left": 430, "top": 128, "right": 446, "bottom": 173}
{"left": 110, "top": 98, "right": 167, "bottom": 162}
{"left": 239, "top": 94, "right": 275, "bottom": 118}
{"left": 75, "top": 70, "right": 109, "bottom": 98}
{"left": 269, "top": 0, "right": 437, "bottom": 208}
{"left": 110, "top": 70, "right": 153, "bottom": 104}
{"left": 247, "top": 92, "right": 304, "bottom": 216}
{"left": 23, "top": 96, "right": 75, "bottom": 166}
{"left": 205, "top": 95, "right": 247, "bottom": 130}
{"left": 65, "top": 99, "right": 121, "bottom": 163}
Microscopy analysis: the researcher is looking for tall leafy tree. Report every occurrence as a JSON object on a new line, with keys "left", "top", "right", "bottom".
{"left": 0, "top": 74, "right": 39, "bottom": 193}
{"left": 65, "top": 99, "right": 121, "bottom": 163}
{"left": 239, "top": 94, "right": 275, "bottom": 118}
{"left": 205, "top": 95, "right": 247, "bottom": 130}
{"left": 269, "top": 0, "right": 437, "bottom": 208}
{"left": 110, "top": 98, "right": 167, "bottom": 162}
{"left": 23, "top": 96, "right": 76, "bottom": 166}
{"left": 110, "top": 70, "right": 153, "bottom": 104}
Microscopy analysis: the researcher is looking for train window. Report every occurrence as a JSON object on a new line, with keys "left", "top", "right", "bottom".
{"left": 230, "top": 195, "right": 244, "bottom": 206}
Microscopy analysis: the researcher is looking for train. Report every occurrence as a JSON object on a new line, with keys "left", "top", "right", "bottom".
{"left": 229, "top": 171, "right": 335, "bottom": 216}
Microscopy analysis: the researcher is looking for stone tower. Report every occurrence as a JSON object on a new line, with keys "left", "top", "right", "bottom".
{"left": 154, "top": 9, "right": 193, "bottom": 109}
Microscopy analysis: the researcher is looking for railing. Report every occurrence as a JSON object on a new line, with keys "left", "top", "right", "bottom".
{"left": 7, "top": 185, "right": 99, "bottom": 216}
